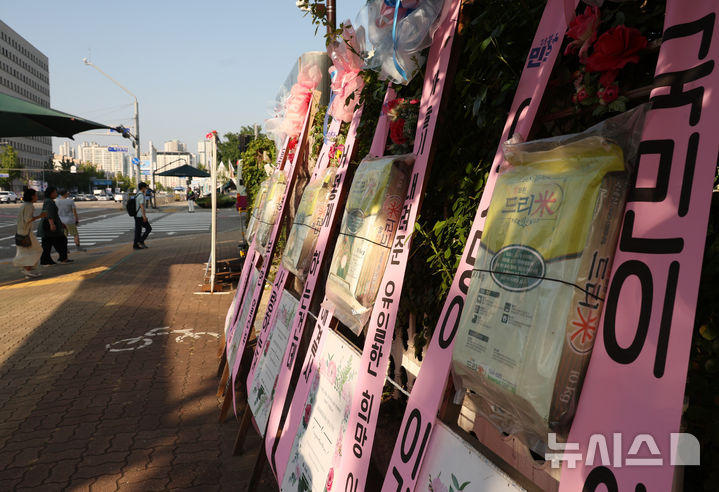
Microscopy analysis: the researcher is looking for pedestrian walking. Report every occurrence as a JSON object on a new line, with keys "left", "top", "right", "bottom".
{"left": 37, "top": 186, "right": 72, "bottom": 265}
{"left": 57, "top": 189, "right": 86, "bottom": 252}
{"left": 133, "top": 182, "right": 152, "bottom": 249}
{"left": 13, "top": 188, "right": 46, "bottom": 278}
{"left": 187, "top": 187, "right": 196, "bottom": 213}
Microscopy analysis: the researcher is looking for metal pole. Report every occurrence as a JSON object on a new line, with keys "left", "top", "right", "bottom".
{"left": 83, "top": 58, "right": 141, "bottom": 186}
{"left": 134, "top": 99, "right": 141, "bottom": 186}
{"left": 326, "top": 0, "right": 336, "bottom": 34}
{"left": 210, "top": 136, "right": 218, "bottom": 292}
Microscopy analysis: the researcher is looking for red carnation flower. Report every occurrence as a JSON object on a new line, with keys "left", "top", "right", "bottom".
{"left": 389, "top": 119, "right": 407, "bottom": 145}
{"left": 585, "top": 25, "right": 647, "bottom": 73}
{"left": 598, "top": 84, "right": 619, "bottom": 105}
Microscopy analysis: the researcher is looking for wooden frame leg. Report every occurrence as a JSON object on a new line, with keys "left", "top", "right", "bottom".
{"left": 233, "top": 401, "right": 252, "bottom": 455}
{"left": 247, "top": 447, "right": 268, "bottom": 492}
{"left": 218, "top": 380, "right": 233, "bottom": 424}
{"left": 217, "top": 363, "right": 229, "bottom": 397}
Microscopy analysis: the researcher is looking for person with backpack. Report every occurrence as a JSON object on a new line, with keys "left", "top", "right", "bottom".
{"left": 129, "top": 182, "right": 152, "bottom": 249}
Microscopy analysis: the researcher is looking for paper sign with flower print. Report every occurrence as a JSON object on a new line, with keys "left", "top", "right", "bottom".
{"left": 248, "top": 291, "right": 300, "bottom": 435}
{"left": 428, "top": 473, "right": 470, "bottom": 492}
{"left": 415, "top": 422, "right": 524, "bottom": 492}
{"left": 281, "top": 331, "right": 360, "bottom": 492}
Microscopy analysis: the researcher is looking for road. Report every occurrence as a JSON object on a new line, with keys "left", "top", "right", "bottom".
{"left": 0, "top": 201, "right": 244, "bottom": 261}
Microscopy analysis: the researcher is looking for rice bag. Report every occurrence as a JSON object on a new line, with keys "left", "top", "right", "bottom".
{"left": 282, "top": 167, "right": 336, "bottom": 282}
{"left": 326, "top": 154, "right": 414, "bottom": 334}
{"left": 256, "top": 171, "right": 287, "bottom": 249}
{"left": 246, "top": 178, "right": 270, "bottom": 243}
{"left": 451, "top": 136, "right": 629, "bottom": 451}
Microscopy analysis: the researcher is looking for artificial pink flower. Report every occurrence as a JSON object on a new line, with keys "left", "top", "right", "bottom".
{"left": 585, "top": 25, "right": 647, "bottom": 73}
{"left": 303, "top": 403, "right": 312, "bottom": 427}
{"left": 326, "top": 467, "right": 334, "bottom": 491}
{"left": 564, "top": 6, "right": 601, "bottom": 62}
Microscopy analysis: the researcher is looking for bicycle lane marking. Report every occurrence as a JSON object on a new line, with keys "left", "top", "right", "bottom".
{"left": 105, "top": 326, "right": 219, "bottom": 352}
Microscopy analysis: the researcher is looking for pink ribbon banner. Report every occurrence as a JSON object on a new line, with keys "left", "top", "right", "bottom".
{"left": 246, "top": 118, "right": 343, "bottom": 392}
{"left": 229, "top": 108, "right": 311, "bottom": 396}
{"left": 561, "top": 3, "right": 719, "bottom": 490}
{"left": 382, "top": 0, "right": 578, "bottom": 490}
{"left": 224, "top": 135, "right": 290, "bottom": 357}
{"left": 333, "top": 0, "right": 464, "bottom": 490}
{"left": 265, "top": 107, "right": 364, "bottom": 479}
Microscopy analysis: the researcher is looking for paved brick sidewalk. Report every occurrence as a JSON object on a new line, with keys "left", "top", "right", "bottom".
{"left": 0, "top": 222, "right": 278, "bottom": 491}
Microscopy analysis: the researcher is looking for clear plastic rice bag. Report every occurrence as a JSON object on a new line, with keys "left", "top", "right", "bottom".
{"left": 451, "top": 107, "right": 646, "bottom": 454}
{"left": 256, "top": 171, "right": 287, "bottom": 250}
{"left": 326, "top": 154, "right": 414, "bottom": 334}
{"left": 282, "top": 167, "right": 336, "bottom": 282}
{"left": 246, "top": 178, "right": 270, "bottom": 243}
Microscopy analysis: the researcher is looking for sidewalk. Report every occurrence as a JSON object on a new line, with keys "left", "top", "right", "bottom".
{"left": 0, "top": 222, "right": 277, "bottom": 490}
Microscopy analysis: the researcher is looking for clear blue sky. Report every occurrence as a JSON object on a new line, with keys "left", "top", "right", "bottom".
{"left": 1, "top": 0, "right": 367, "bottom": 155}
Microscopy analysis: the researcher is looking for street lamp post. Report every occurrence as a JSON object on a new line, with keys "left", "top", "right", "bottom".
{"left": 82, "top": 58, "right": 141, "bottom": 186}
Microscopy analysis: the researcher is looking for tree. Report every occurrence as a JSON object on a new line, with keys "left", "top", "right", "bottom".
{"left": 0, "top": 145, "right": 21, "bottom": 189}
{"left": 240, "top": 134, "right": 275, "bottom": 205}
{"left": 216, "top": 126, "right": 263, "bottom": 166}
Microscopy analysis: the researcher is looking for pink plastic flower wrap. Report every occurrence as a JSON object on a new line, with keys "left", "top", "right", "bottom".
{"left": 280, "top": 65, "right": 322, "bottom": 138}
{"left": 327, "top": 22, "right": 366, "bottom": 122}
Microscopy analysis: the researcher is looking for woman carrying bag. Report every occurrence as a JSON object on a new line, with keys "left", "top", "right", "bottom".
{"left": 13, "top": 188, "right": 46, "bottom": 278}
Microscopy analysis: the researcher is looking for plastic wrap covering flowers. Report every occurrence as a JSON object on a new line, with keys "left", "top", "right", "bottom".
{"left": 451, "top": 107, "right": 646, "bottom": 454}
{"left": 246, "top": 178, "right": 270, "bottom": 243}
{"left": 326, "top": 154, "right": 414, "bottom": 334}
{"left": 282, "top": 167, "right": 336, "bottom": 282}
{"left": 255, "top": 171, "right": 287, "bottom": 250}
{"left": 265, "top": 63, "right": 323, "bottom": 150}
{"left": 359, "top": 0, "right": 447, "bottom": 84}
{"left": 327, "top": 22, "right": 366, "bottom": 122}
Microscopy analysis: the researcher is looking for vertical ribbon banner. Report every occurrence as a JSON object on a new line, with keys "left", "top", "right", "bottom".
{"left": 334, "top": 1, "right": 464, "bottom": 490}
{"left": 383, "top": 0, "right": 578, "bottom": 490}
{"left": 229, "top": 105, "right": 314, "bottom": 403}
{"left": 561, "top": 3, "right": 719, "bottom": 490}
{"left": 246, "top": 117, "right": 344, "bottom": 393}
{"left": 265, "top": 107, "right": 364, "bottom": 478}
{"left": 225, "top": 137, "right": 290, "bottom": 362}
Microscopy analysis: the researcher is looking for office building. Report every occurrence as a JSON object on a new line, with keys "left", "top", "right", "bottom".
{"left": 0, "top": 20, "right": 52, "bottom": 169}
{"left": 78, "top": 142, "right": 129, "bottom": 177}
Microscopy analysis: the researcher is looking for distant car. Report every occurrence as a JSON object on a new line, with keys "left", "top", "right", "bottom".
{"left": 114, "top": 193, "right": 124, "bottom": 202}
{"left": 0, "top": 191, "right": 18, "bottom": 203}
{"left": 97, "top": 195, "right": 109, "bottom": 201}
{"left": 86, "top": 194, "right": 98, "bottom": 201}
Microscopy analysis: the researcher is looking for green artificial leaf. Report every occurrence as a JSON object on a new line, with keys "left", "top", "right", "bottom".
{"left": 699, "top": 324, "right": 718, "bottom": 341}
{"left": 452, "top": 474, "right": 460, "bottom": 489}
{"left": 608, "top": 98, "right": 627, "bottom": 113}
{"left": 459, "top": 480, "right": 471, "bottom": 490}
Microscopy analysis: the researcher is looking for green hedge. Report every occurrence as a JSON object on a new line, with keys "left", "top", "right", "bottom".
{"left": 196, "top": 194, "right": 236, "bottom": 208}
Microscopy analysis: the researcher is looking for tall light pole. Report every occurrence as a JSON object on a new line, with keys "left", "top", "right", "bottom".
{"left": 82, "top": 58, "right": 141, "bottom": 186}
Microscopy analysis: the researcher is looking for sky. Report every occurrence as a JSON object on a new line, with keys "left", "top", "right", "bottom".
{"left": 1, "top": 0, "right": 367, "bottom": 155}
